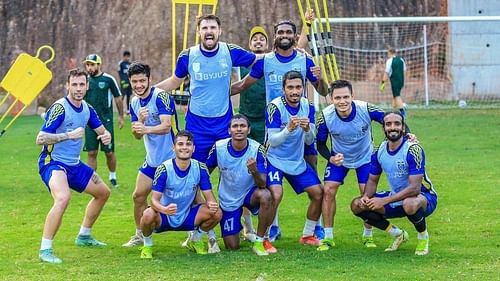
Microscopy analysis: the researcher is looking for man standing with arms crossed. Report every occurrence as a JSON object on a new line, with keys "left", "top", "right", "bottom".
{"left": 122, "top": 62, "right": 179, "bottom": 247}
{"left": 83, "top": 54, "right": 125, "bottom": 188}
{"left": 37, "top": 69, "right": 112, "bottom": 264}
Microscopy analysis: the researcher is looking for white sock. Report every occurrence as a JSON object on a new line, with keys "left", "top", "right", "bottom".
{"left": 417, "top": 230, "right": 429, "bottom": 240}
{"left": 79, "top": 226, "right": 91, "bottom": 236}
{"left": 192, "top": 228, "right": 206, "bottom": 242}
{"left": 302, "top": 219, "right": 317, "bottom": 237}
{"left": 316, "top": 215, "right": 323, "bottom": 227}
{"left": 208, "top": 229, "right": 216, "bottom": 240}
{"left": 324, "top": 227, "right": 334, "bottom": 239}
{"left": 143, "top": 235, "right": 153, "bottom": 246}
{"left": 363, "top": 226, "right": 373, "bottom": 237}
{"left": 272, "top": 210, "right": 279, "bottom": 227}
{"left": 387, "top": 225, "right": 403, "bottom": 237}
{"left": 40, "top": 238, "right": 53, "bottom": 250}
{"left": 136, "top": 229, "right": 143, "bottom": 237}
{"left": 109, "top": 171, "right": 116, "bottom": 180}
{"left": 243, "top": 214, "right": 254, "bottom": 232}
{"left": 255, "top": 236, "right": 264, "bottom": 242}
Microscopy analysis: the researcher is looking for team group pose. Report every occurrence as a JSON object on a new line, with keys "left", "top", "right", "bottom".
{"left": 36, "top": 13, "right": 437, "bottom": 264}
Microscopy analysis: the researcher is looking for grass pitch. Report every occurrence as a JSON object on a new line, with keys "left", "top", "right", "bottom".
{"left": 0, "top": 109, "right": 498, "bottom": 280}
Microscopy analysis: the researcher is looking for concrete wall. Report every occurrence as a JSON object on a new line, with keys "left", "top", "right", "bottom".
{"left": 449, "top": 0, "right": 500, "bottom": 99}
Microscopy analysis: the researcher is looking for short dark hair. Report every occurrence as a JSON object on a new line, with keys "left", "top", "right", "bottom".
{"left": 67, "top": 68, "right": 88, "bottom": 83}
{"left": 282, "top": 70, "right": 304, "bottom": 88}
{"left": 197, "top": 14, "right": 221, "bottom": 28}
{"left": 127, "top": 62, "right": 150, "bottom": 78}
{"left": 230, "top": 113, "right": 251, "bottom": 128}
{"left": 123, "top": 50, "right": 131, "bottom": 57}
{"left": 174, "top": 130, "right": 194, "bottom": 144}
{"left": 274, "top": 20, "right": 297, "bottom": 34}
{"left": 388, "top": 48, "right": 397, "bottom": 55}
{"left": 330, "top": 79, "right": 353, "bottom": 96}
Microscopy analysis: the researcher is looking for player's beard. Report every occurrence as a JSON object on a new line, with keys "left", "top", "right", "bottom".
{"left": 202, "top": 34, "right": 218, "bottom": 50}
{"left": 274, "top": 37, "right": 295, "bottom": 51}
{"left": 134, "top": 81, "right": 150, "bottom": 97}
{"left": 385, "top": 129, "right": 404, "bottom": 142}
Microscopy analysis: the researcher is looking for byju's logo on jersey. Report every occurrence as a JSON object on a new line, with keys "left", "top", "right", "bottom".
{"left": 194, "top": 71, "right": 229, "bottom": 81}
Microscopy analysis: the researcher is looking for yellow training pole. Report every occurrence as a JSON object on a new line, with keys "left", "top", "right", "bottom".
{"left": 0, "top": 104, "right": 28, "bottom": 137}
{"left": 0, "top": 93, "right": 10, "bottom": 108}
{"left": 313, "top": 0, "right": 336, "bottom": 83}
{"left": 322, "top": 0, "right": 340, "bottom": 80}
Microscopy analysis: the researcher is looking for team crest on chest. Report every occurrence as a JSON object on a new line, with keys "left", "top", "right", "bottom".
{"left": 219, "top": 59, "right": 228, "bottom": 68}
{"left": 192, "top": 62, "right": 201, "bottom": 72}
{"left": 98, "top": 82, "right": 106, "bottom": 89}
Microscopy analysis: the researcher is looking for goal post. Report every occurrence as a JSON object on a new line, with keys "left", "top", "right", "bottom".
{"left": 308, "top": 16, "right": 500, "bottom": 109}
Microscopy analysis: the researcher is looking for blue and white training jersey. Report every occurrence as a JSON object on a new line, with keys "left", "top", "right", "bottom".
{"left": 174, "top": 42, "right": 255, "bottom": 134}
{"left": 38, "top": 97, "right": 101, "bottom": 167}
{"left": 317, "top": 101, "right": 385, "bottom": 168}
{"left": 250, "top": 50, "right": 317, "bottom": 103}
{"left": 266, "top": 96, "right": 315, "bottom": 175}
{"left": 205, "top": 138, "right": 266, "bottom": 211}
{"left": 371, "top": 138, "right": 436, "bottom": 206}
{"left": 152, "top": 158, "right": 212, "bottom": 228}
{"left": 130, "top": 87, "right": 178, "bottom": 167}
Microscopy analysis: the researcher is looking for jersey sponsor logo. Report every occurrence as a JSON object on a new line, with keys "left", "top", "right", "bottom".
{"left": 194, "top": 70, "right": 229, "bottom": 81}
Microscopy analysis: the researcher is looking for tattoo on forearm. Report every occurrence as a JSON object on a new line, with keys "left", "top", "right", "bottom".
{"left": 37, "top": 132, "right": 68, "bottom": 145}
{"left": 91, "top": 173, "right": 102, "bottom": 185}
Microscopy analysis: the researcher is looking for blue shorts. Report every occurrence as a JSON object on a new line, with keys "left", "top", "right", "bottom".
{"left": 39, "top": 161, "right": 94, "bottom": 193}
{"left": 375, "top": 190, "right": 438, "bottom": 219}
{"left": 154, "top": 204, "right": 201, "bottom": 233}
{"left": 304, "top": 142, "right": 318, "bottom": 156}
{"left": 190, "top": 132, "right": 229, "bottom": 162}
{"left": 267, "top": 161, "right": 321, "bottom": 194}
{"left": 139, "top": 161, "right": 157, "bottom": 180}
{"left": 324, "top": 162, "right": 371, "bottom": 184}
{"left": 220, "top": 187, "right": 260, "bottom": 237}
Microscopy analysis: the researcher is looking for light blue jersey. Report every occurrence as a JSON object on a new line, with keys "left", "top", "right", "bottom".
{"left": 130, "top": 87, "right": 177, "bottom": 167}
{"left": 39, "top": 98, "right": 96, "bottom": 166}
{"left": 321, "top": 100, "right": 373, "bottom": 168}
{"left": 267, "top": 97, "right": 311, "bottom": 175}
{"left": 153, "top": 159, "right": 202, "bottom": 228}
{"left": 263, "top": 52, "right": 307, "bottom": 103}
{"left": 374, "top": 139, "right": 436, "bottom": 206}
{"left": 188, "top": 43, "right": 232, "bottom": 117}
{"left": 214, "top": 138, "right": 263, "bottom": 212}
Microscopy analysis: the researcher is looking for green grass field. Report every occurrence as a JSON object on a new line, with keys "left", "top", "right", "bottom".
{"left": 0, "top": 109, "right": 499, "bottom": 281}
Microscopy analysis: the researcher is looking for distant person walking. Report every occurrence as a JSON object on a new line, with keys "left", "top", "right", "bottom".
{"left": 118, "top": 51, "right": 132, "bottom": 113}
{"left": 380, "top": 48, "right": 407, "bottom": 117}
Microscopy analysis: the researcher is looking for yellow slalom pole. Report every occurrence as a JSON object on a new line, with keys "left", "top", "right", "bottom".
{"left": 171, "top": 2, "right": 177, "bottom": 75}
{"left": 322, "top": 0, "right": 340, "bottom": 80}
{"left": 0, "top": 97, "right": 20, "bottom": 125}
{"left": 313, "top": 0, "right": 335, "bottom": 83}
{"left": 302, "top": 0, "right": 329, "bottom": 84}
{"left": 195, "top": 4, "right": 203, "bottom": 45}
{"left": 0, "top": 104, "right": 28, "bottom": 137}
{"left": 0, "top": 92, "right": 10, "bottom": 108}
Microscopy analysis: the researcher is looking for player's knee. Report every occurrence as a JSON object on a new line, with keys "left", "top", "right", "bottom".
{"left": 96, "top": 185, "right": 111, "bottom": 201}
{"left": 257, "top": 189, "right": 272, "bottom": 206}
{"left": 54, "top": 193, "right": 71, "bottom": 209}
{"left": 350, "top": 197, "right": 363, "bottom": 214}
{"left": 141, "top": 208, "right": 156, "bottom": 225}
{"left": 402, "top": 197, "right": 419, "bottom": 215}
{"left": 308, "top": 185, "right": 323, "bottom": 202}
{"left": 132, "top": 189, "right": 147, "bottom": 203}
{"left": 323, "top": 183, "right": 339, "bottom": 198}
{"left": 88, "top": 150, "right": 98, "bottom": 158}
